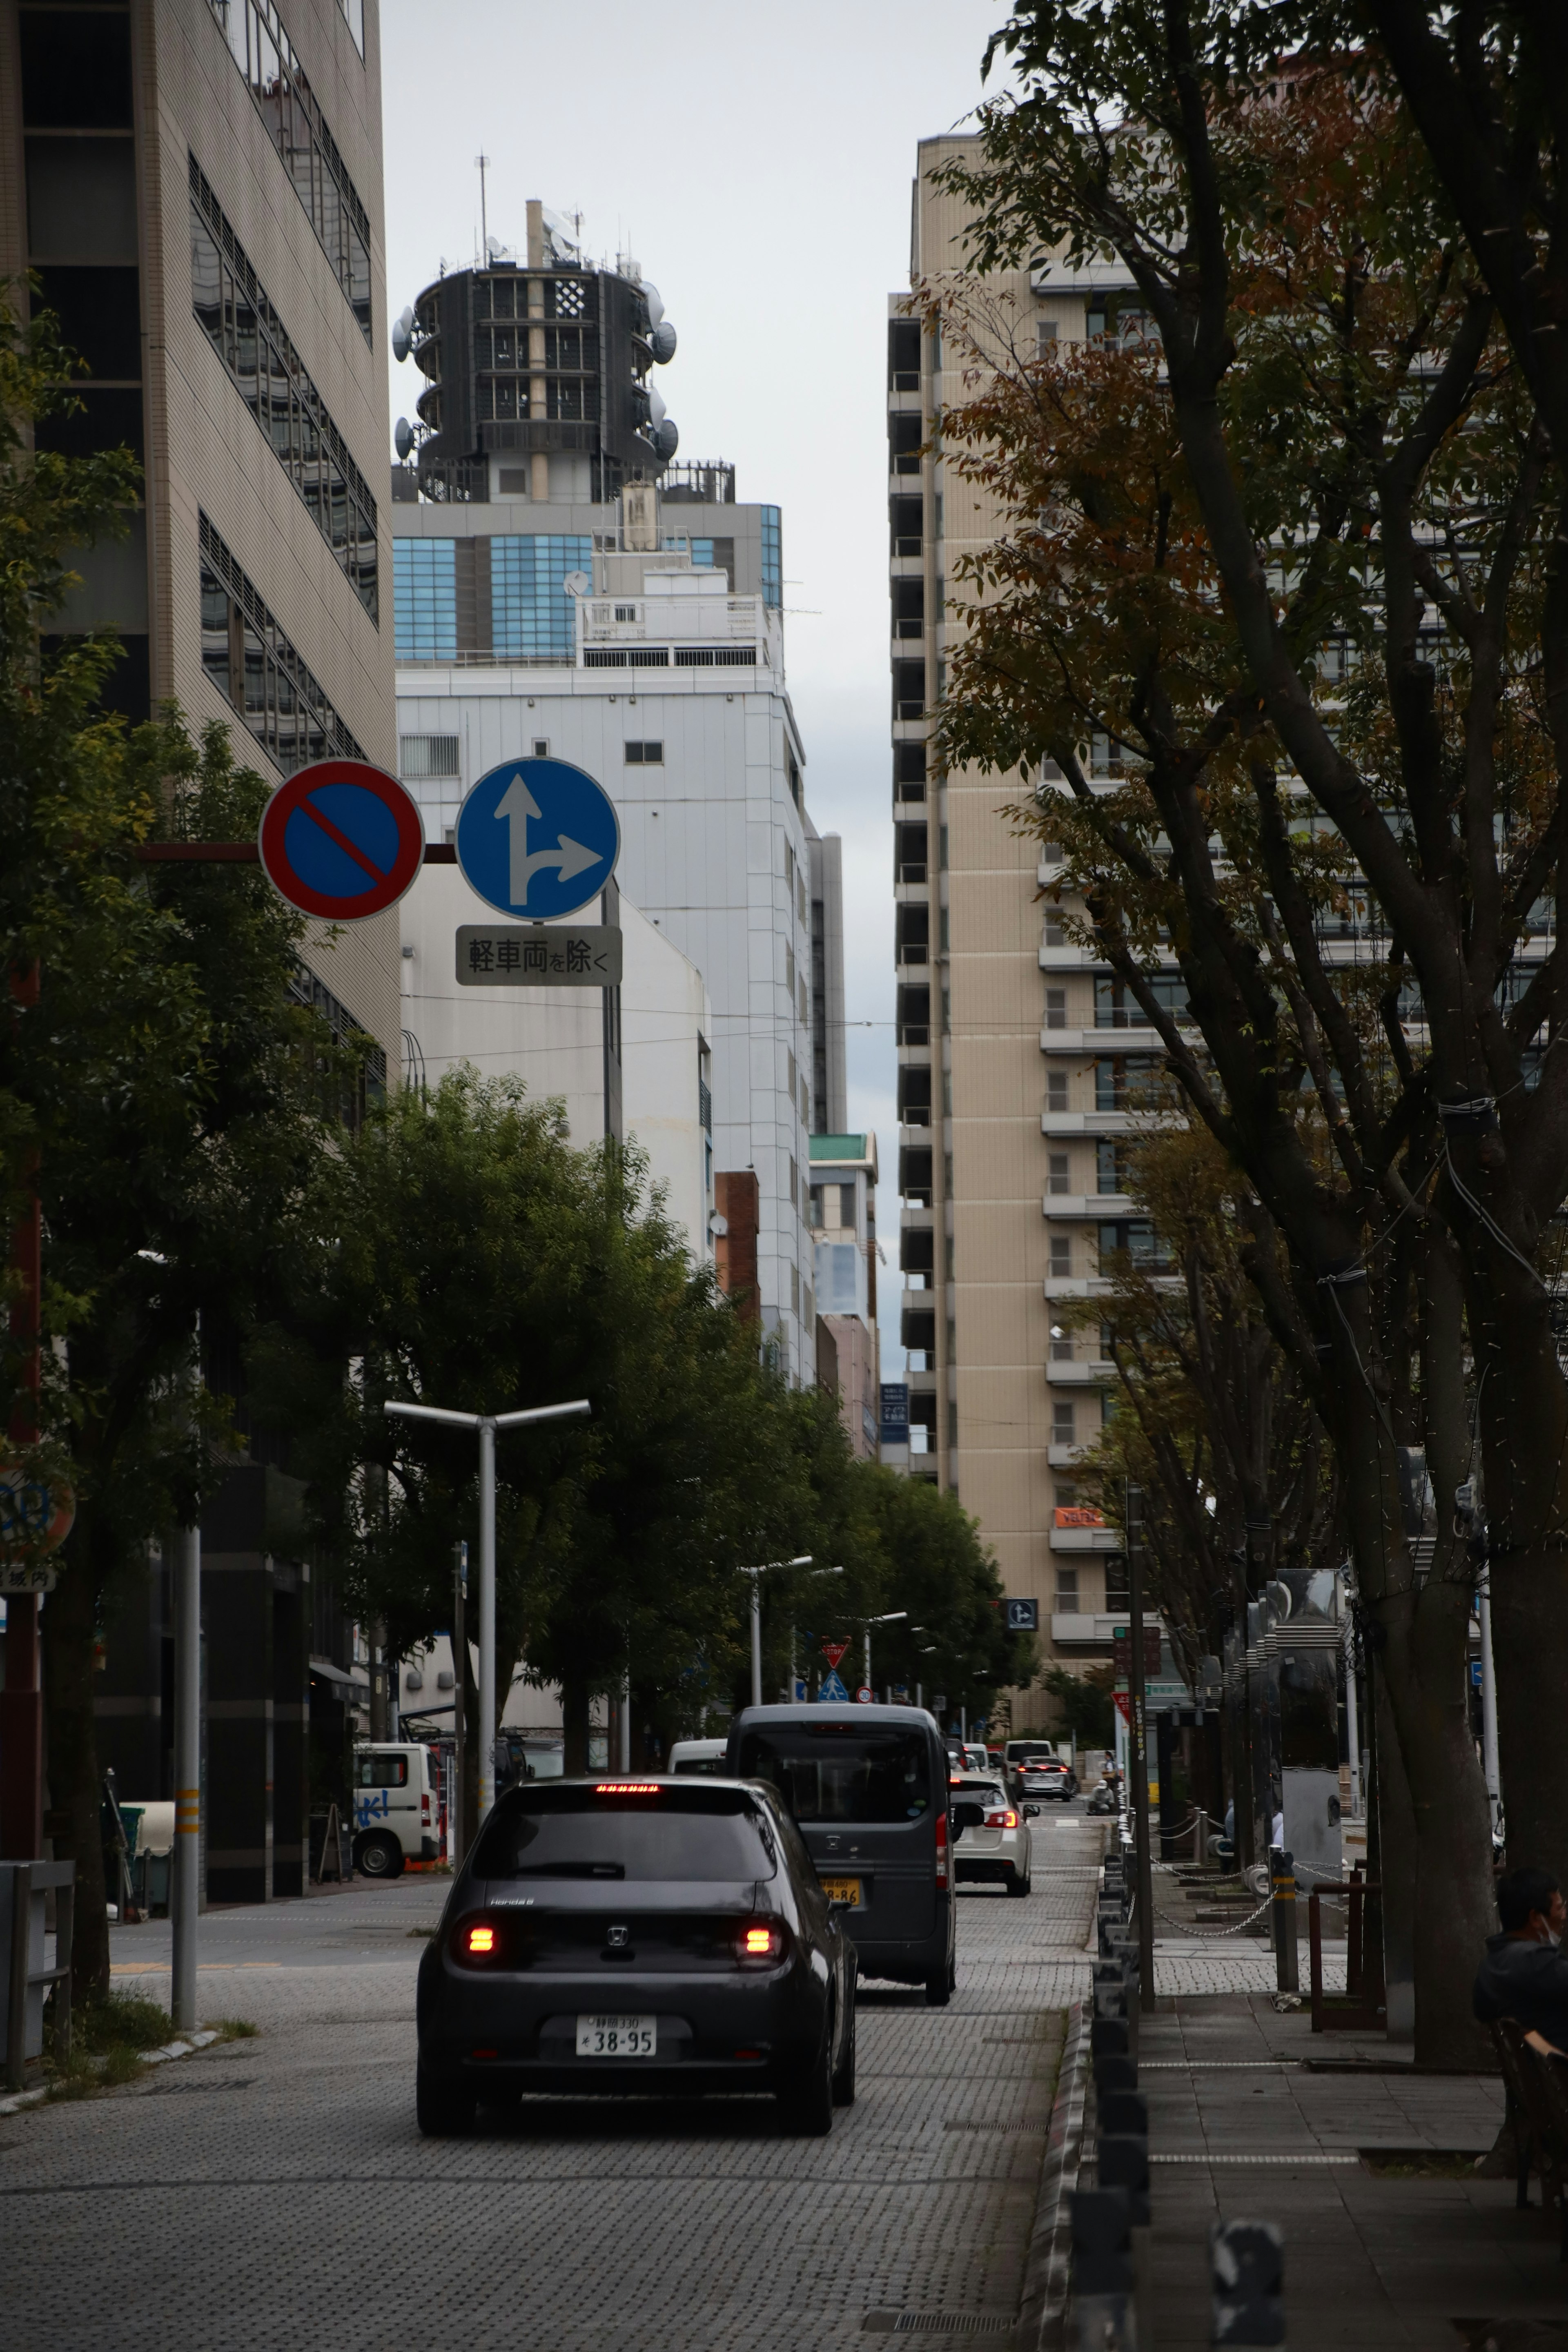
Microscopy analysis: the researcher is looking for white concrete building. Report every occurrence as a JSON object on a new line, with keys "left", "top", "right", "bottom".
{"left": 400, "top": 861, "right": 713, "bottom": 1262}
{"left": 394, "top": 499, "right": 829, "bottom": 1376}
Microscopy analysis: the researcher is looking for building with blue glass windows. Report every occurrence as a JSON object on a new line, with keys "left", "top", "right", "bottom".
{"left": 392, "top": 474, "right": 837, "bottom": 1387}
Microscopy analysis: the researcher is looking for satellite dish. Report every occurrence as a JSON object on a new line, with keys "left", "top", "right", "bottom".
{"left": 394, "top": 417, "right": 414, "bottom": 460}
{"left": 649, "top": 321, "right": 677, "bottom": 365}
{"left": 642, "top": 281, "right": 665, "bottom": 330}
{"left": 399, "top": 305, "right": 414, "bottom": 331}
{"left": 392, "top": 320, "right": 411, "bottom": 363}
{"left": 561, "top": 570, "right": 591, "bottom": 597}
{"left": 647, "top": 383, "right": 667, "bottom": 428}
{"left": 652, "top": 417, "right": 679, "bottom": 461}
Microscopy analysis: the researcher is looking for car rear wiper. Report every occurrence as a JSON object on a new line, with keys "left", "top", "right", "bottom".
{"left": 513, "top": 1861, "right": 626, "bottom": 1878}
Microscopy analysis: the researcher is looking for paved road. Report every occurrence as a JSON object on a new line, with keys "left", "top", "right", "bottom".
{"left": 0, "top": 1810, "right": 1102, "bottom": 2351}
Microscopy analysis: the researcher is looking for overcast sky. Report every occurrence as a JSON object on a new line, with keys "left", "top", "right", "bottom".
{"left": 380, "top": 0, "right": 1005, "bottom": 1355}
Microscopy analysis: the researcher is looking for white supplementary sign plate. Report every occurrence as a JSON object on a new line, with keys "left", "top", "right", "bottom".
{"left": 576, "top": 2013, "right": 655, "bottom": 2058}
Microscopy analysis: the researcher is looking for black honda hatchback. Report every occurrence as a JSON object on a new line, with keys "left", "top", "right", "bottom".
{"left": 415, "top": 1776, "right": 857, "bottom": 2135}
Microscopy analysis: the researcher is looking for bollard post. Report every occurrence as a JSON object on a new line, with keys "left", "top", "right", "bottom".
{"left": 1270, "top": 1847, "right": 1299, "bottom": 1996}
{"left": 1069, "top": 2187, "right": 1136, "bottom": 2352}
{"left": 1211, "top": 2219, "right": 1283, "bottom": 2344}
{"left": 1196, "top": 1807, "right": 1209, "bottom": 1867}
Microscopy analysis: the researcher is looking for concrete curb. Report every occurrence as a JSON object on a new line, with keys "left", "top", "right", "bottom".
{"left": 0, "top": 2025, "right": 220, "bottom": 2115}
{"left": 1016, "top": 1998, "right": 1089, "bottom": 2352}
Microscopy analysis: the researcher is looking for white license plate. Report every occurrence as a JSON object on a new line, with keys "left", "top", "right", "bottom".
{"left": 575, "top": 2013, "right": 656, "bottom": 2058}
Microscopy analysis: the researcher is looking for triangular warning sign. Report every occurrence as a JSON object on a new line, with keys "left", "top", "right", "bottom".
{"left": 822, "top": 1640, "right": 849, "bottom": 1670}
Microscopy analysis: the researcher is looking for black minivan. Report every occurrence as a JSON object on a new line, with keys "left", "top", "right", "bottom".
{"left": 728, "top": 1704, "right": 956, "bottom": 2006}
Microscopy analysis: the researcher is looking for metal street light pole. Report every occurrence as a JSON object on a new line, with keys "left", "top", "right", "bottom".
{"left": 386, "top": 1396, "right": 590, "bottom": 1820}
{"left": 1127, "top": 1494, "right": 1156, "bottom": 2017}
{"left": 863, "top": 1611, "right": 907, "bottom": 1697}
{"left": 736, "top": 1557, "right": 813, "bottom": 1709}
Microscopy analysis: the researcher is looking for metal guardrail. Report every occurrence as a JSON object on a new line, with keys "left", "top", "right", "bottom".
{"left": 2, "top": 1860, "right": 74, "bottom": 2089}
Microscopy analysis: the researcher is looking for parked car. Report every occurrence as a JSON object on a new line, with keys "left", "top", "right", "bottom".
{"left": 354, "top": 1741, "right": 441, "bottom": 1878}
{"left": 729, "top": 1703, "right": 957, "bottom": 2006}
{"left": 668, "top": 1737, "right": 729, "bottom": 1777}
{"left": 1018, "top": 1757, "right": 1079, "bottom": 1803}
{"left": 414, "top": 1775, "right": 856, "bottom": 2136}
{"left": 949, "top": 1773, "right": 1032, "bottom": 1897}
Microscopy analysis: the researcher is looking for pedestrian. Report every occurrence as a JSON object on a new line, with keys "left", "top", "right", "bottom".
{"left": 1473, "top": 1866, "right": 1568, "bottom": 2049}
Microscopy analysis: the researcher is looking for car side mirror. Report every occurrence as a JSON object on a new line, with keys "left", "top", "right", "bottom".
{"left": 951, "top": 1800, "right": 985, "bottom": 1833}
{"left": 1025, "top": 1803, "right": 1041, "bottom": 1818}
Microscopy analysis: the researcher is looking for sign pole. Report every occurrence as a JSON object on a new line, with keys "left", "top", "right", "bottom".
{"left": 1127, "top": 1508, "right": 1156, "bottom": 2015}
{"left": 171, "top": 1519, "right": 201, "bottom": 2031}
{"left": 478, "top": 1417, "right": 496, "bottom": 1820}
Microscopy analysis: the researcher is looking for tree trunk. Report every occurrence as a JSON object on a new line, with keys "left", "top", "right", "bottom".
{"left": 41, "top": 1536, "right": 110, "bottom": 2002}
{"left": 561, "top": 1677, "right": 592, "bottom": 1777}
{"left": 1323, "top": 1275, "right": 1495, "bottom": 2065}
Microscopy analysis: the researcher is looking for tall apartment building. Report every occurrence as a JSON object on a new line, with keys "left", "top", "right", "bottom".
{"left": 389, "top": 232, "right": 838, "bottom": 1378}
{"left": 891, "top": 139, "right": 1149, "bottom": 1718}
{"left": 0, "top": 0, "right": 397, "bottom": 1887}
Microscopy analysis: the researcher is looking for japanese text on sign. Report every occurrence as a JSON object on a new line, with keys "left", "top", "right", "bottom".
{"left": 455, "top": 924, "right": 623, "bottom": 987}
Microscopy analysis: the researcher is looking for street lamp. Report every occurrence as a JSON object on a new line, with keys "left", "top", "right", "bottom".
{"left": 736, "top": 1557, "right": 812, "bottom": 1710}
{"left": 385, "top": 1395, "right": 590, "bottom": 1820}
{"left": 863, "top": 1610, "right": 907, "bottom": 1696}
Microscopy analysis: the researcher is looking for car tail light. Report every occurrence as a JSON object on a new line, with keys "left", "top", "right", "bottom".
{"left": 935, "top": 1806, "right": 949, "bottom": 1889}
{"left": 736, "top": 1921, "right": 784, "bottom": 1963}
{"left": 422, "top": 1794, "right": 431, "bottom": 1824}
{"left": 456, "top": 1917, "right": 503, "bottom": 1964}
{"left": 987, "top": 1809, "right": 1018, "bottom": 1829}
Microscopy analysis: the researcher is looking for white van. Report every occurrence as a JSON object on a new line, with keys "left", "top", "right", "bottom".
{"left": 354, "top": 1742, "right": 440, "bottom": 1878}
{"left": 668, "top": 1737, "right": 729, "bottom": 1777}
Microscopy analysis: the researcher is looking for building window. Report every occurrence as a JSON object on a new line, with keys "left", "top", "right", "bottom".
{"left": 1095, "top": 1056, "right": 1161, "bottom": 1111}
{"left": 1045, "top": 987, "right": 1067, "bottom": 1031}
{"left": 190, "top": 159, "right": 378, "bottom": 619}
{"left": 791, "top": 1262, "right": 800, "bottom": 1314}
{"left": 1047, "top": 1071, "right": 1069, "bottom": 1113}
{"left": 1052, "top": 1399, "right": 1076, "bottom": 1446}
{"left": 1050, "top": 1326, "right": 1074, "bottom": 1361}
{"left": 786, "top": 748, "right": 802, "bottom": 809}
{"left": 623, "top": 741, "right": 663, "bottom": 764}
{"left": 199, "top": 513, "right": 365, "bottom": 775}
{"left": 1097, "top": 1140, "right": 1126, "bottom": 1196}
{"left": 490, "top": 535, "right": 594, "bottom": 658}
{"left": 288, "top": 959, "right": 384, "bottom": 1129}
{"left": 761, "top": 506, "right": 782, "bottom": 610}
{"left": 207, "top": 0, "right": 373, "bottom": 342}
{"left": 1049, "top": 1234, "right": 1072, "bottom": 1278}
{"left": 392, "top": 540, "right": 457, "bottom": 662}
{"left": 399, "top": 734, "right": 459, "bottom": 781}
{"left": 1054, "top": 1567, "right": 1080, "bottom": 1612}
{"left": 1096, "top": 975, "right": 1187, "bottom": 1028}
{"left": 1048, "top": 1151, "right": 1071, "bottom": 1196}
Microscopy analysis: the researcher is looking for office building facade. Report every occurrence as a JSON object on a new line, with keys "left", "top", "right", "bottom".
{"left": 810, "top": 1133, "right": 880, "bottom": 1460}
{"left": 0, "top": 0, "right": 397, "bottom": 1886}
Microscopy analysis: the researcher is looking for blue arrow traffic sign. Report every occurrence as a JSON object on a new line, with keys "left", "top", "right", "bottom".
{"left": 817, "top": 1670, "right": 851, "bottom": 1703}
{"left": 456, "top": 756, "right": 620, "bottom": 920}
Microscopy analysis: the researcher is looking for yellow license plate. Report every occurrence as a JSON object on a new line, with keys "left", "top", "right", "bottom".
{"left": 820, "top": 1876, "right": 862, "bottom": 1907}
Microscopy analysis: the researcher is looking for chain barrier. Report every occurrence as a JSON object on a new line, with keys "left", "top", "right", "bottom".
{"left": 1149, "top": 1892, "right": 1275, "bottom": 1938}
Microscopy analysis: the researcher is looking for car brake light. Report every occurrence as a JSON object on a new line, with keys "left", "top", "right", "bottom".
{"left": 422, "top": 1794, "right": 431, "bottom": 1824}
{"left": 738, "top": 1922, "right": 782, "bottom": 1961}
{"left": 466, "top": 1924, "right": 497, "bottom": 1955}
{"left": 986, "top": 1809, "right": 1018, "bottom": 1829}
{"left": 595, "top": 1782, "right": 660, "bottom": 1795}
{"left": 935, "top": 1805, "right": 949, "bottom": 1889}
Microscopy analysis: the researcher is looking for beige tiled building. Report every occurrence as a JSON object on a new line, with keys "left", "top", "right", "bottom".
{"left": 0, "top": 0, "right": 399, "bottom": 1066}
{"left": 892, "top": 138, "right": 1144, "bottom": 1722}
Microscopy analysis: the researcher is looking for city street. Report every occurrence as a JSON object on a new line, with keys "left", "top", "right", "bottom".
{"left": 0, "top": 1812, "right": 1101, "bottom": 2352}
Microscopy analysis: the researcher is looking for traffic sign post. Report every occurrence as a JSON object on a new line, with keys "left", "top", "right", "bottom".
{"left": 855, "top": 1685, "right": 873, "bottom": 1704}
{"left": 258, "top": 759, "right": 424, "bottom": 921}
{"left": 456, "top": 757, "right": 620, "bottom": 921}
{"left": 818, "top": 1670, "right": 850, "bottom": 1704}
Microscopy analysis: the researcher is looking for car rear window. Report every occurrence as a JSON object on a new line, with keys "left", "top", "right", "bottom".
{"left": 471, "top": 1783, "right": 777, "bottom": 1882}
{"left": 952, "top": 1781, "right": 1006, "bottom": 1808}
{"left": 358, "top": 1754, "right": 409, "bottom": 1787}
{"left": 737, "top": 1724, "right": 933, "bottom": 1824}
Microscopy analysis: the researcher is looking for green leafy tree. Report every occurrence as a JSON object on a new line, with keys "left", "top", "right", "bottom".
{"left": 920, "top": 9, "right": 1552, "bottom": 2058}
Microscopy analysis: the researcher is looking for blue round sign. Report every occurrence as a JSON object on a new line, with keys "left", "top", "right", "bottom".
{"left": 455, "top": 757, "right": 620, "bottom": 920}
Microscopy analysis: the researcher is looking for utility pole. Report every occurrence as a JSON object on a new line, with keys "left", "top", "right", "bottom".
{"left": 385, "top": 1397, "right": 590, "bottom": 1821}
{"left": 171, "top": 1521, "right": 200, "bottom": 2031}
{"left": 863, "top": 1611, "right": 907, "bottom": 1699}
{"left": 1127, "top": 1492, "right": 1156, "bottom": 2016}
